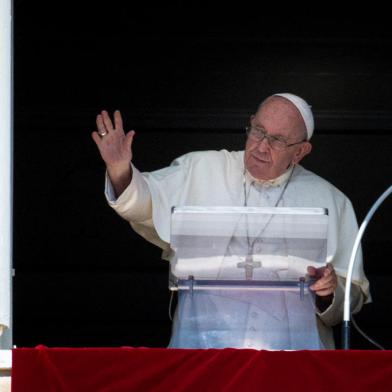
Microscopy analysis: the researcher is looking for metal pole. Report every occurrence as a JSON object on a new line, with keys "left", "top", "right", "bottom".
{"left": 343, "top": 185, "right": 392, "bottom": 349}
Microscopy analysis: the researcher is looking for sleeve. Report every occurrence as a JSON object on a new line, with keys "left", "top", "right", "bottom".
{"left": 104, "top": 163, "right": 170, "bottom": 252}
{"left": 317, "top": 193, "right": 370, "bottom": 327}
{"left": 105, "top": 163, "right": 153, "bottom": 223}
{"left": 316, "top": 276, "right": 365, "bottom": 327}
{"left": 325, "top": 192, "right": 370, "bottom": 299}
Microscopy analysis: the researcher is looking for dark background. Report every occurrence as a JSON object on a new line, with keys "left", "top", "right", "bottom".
{"left": 13, "top": 2, "right": 392, "bottom": 349}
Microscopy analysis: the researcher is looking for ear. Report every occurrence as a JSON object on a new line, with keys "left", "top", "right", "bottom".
{"left": 292, "top": 142, "right": 312, "bottom": 165}
{"left": 249, "top": 114, "right": 255, "bottom": 124}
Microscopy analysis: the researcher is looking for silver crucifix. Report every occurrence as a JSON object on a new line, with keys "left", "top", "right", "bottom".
{"left": 237, "top": 254, "right": 262, "bottom": 280}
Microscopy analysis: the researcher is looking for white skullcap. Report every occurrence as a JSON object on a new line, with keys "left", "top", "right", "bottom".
{"left": 273, "top": 93, "right": 314, "bottom": 140}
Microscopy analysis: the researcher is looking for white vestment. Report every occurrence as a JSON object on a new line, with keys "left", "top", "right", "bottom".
{"left": 105, "top": 149, "right": 370, "bottom": 349}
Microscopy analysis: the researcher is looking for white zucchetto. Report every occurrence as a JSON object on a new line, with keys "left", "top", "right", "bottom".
{"left": 274, "top": 93, "right": 314, "bottom": 140}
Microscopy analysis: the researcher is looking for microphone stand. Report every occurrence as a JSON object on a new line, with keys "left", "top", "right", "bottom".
{"left": 343, "top": 185, "right": 392, "bottom": 349}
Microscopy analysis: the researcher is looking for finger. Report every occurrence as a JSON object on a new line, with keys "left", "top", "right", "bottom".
{"left": 307, "top": 266, "right": 317, "bottom": 276}
{"left": 96, "top": 114, "right": 108, "bottom": 136}
{"left": 326, "top": 262, "right": 335, "bottom": 273}
{"left": 114, "top": 110, "right": 123, "bottom": 132}
{"left": 125, "top": 130, "right": 135, "bottom": 149}
{"left": 313, "top": 279, "right": 333, "bottom": 292}
{"left": 315, "top": 288, "right": 334, "bottom": 297}
{"left": 313, "top": 271, "right": 334, "bottom": 286}
{"left": 326, "top": 262, "right": 333, "bottom": 270}
{"left": 310, "top": 274, "right": 328, "bottom": 290}
{"left": 322, "top": 267, "right": 332, "bottom": 278}
{"left": 102, "top": 110, "right": 114, "bottom": 132}
{"left": 311, "top": 273, "right": 337, "bottom": 292}
{"left": 91, "top": 131, "right": 102, "bottom": 146}
{"left": 321, "top": 266, "right": 336, "bottom": 284}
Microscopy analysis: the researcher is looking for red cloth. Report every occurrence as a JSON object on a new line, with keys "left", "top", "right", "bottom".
{"left": 12, "top": 346, "right": 392, "bottom": 392}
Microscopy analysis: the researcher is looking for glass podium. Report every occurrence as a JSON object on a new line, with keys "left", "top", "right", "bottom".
{"left": 168, "top": 206, "right": 329, "bottom": 350}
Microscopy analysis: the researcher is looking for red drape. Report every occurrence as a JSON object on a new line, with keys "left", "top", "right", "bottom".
{"left": 12, "top": 346, "right": 392, "bottom": 392}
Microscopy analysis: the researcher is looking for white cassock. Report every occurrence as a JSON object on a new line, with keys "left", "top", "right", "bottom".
{"left": 105, "top": 149, "right": 370, "bottom": 349}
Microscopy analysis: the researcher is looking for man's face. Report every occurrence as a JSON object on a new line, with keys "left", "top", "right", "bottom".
{"left": 244, "top": 97, "right": 312, "bottom": 180}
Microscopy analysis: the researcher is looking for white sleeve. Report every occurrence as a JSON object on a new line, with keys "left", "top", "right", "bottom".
{"left": 317, "top": 276, "right": 365, "bottom": 327}
{"left": 104, "top": 164, "right": 170, "bottom": 252}
{"left": 105, "top": 163, "right": 153, "bottom": 223}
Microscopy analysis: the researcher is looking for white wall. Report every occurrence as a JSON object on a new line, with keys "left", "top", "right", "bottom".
{"left": 0, "top": 0, "right": 13, "bottom": 349}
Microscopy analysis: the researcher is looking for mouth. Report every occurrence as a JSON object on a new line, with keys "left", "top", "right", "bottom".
{"left": 251, "top": 154, "right": 270, "bottom": 165}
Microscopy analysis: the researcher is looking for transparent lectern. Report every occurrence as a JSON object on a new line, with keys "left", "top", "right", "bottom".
{"left": 168, "top": 206, "right": 329, "bottom": 350}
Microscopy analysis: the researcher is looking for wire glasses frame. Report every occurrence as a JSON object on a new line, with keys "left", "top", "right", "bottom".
{"left": 245, "top": 126, "right": 306, "bottom": 151}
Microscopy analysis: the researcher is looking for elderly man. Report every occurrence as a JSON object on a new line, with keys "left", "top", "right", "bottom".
{"left": 92, "top": 93, "right": 369, "bottom": 349}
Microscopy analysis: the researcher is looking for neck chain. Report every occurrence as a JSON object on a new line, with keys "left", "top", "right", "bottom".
{"left": 239, "top": 166, "right": 295, "bottom": 279}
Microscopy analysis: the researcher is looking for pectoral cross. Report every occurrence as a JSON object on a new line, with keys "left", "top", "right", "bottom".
{"left": 237, "top": 254, "right": 261, "bottom": 280}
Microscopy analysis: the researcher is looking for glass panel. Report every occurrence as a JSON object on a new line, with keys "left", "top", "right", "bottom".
{"left": 170, "top": 206, "right": 328, "bottom": 286}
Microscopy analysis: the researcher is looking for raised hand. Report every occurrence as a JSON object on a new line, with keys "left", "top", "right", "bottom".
{"left": 92, "top": 110, "right": 135, "bottom": 197}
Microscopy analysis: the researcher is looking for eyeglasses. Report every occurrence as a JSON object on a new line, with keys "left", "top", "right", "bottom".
{"left": 245, "top": 126, "right": 306, "bottom": 151}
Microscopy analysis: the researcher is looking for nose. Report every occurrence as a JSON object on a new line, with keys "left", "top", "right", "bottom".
{"left": 255, "top": 135, "right": 270, "bottom": 151}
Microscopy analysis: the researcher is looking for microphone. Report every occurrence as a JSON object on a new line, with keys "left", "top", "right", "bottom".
{"left": 342, "top": 184, "right": 392, "bottom": 349}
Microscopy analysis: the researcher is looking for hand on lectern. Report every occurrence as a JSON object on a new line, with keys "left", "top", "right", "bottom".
{"left": 307, "top": 263, "right": 337, "bottom": 297}
{"left": 92, "top": 110, "right": 135, "bottom": 197}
